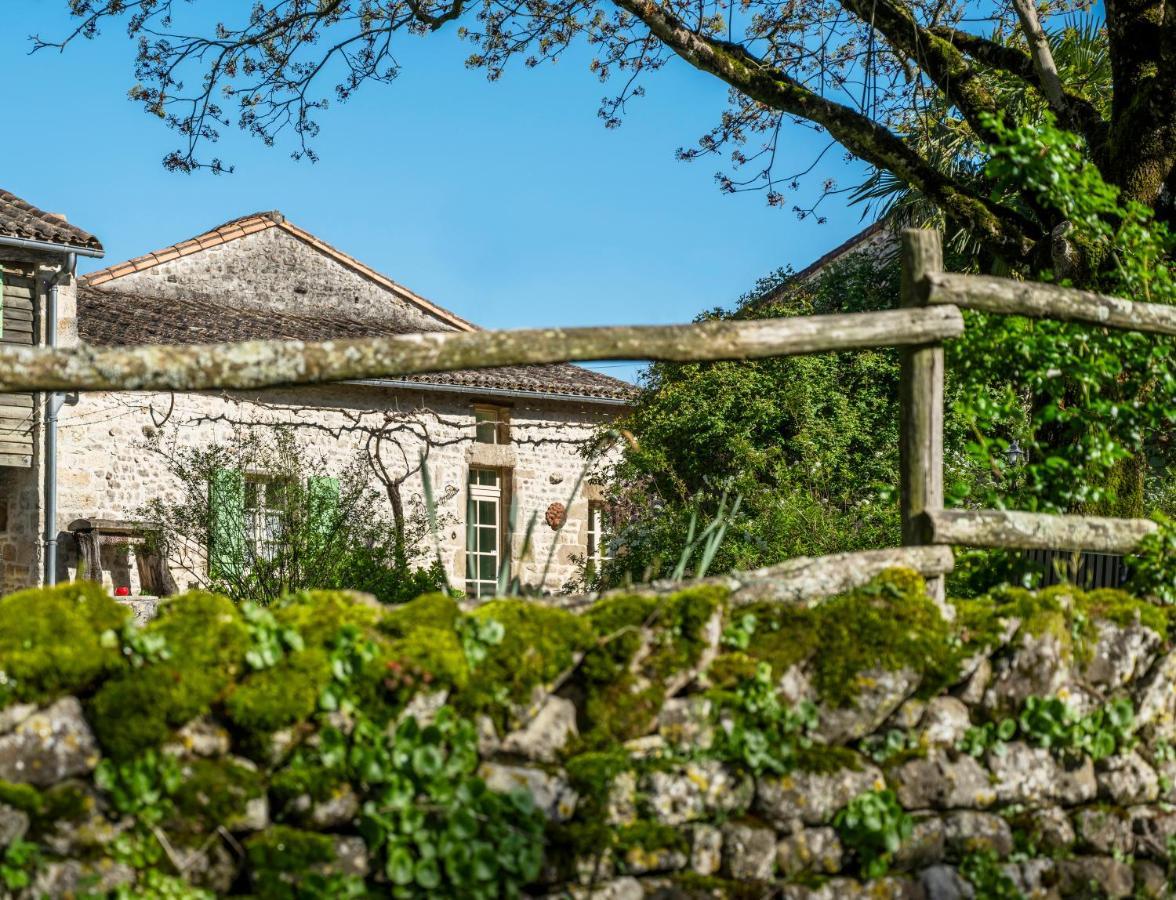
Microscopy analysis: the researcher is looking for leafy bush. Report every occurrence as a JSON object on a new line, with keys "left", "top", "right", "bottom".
{"left": 707, "top": 661, "right": 818, "bottom": 775}
{"left": 359, "top": 711, "right": 544, "bottom": 897}
{"left": 960, "top": 695, "right": 1136, "bottom": 762}
{"left": 1128, "top": 516, "right": 1176, "bottom": 604}
{"left": 833, "top": 789, "right": 914, "bottom": 879}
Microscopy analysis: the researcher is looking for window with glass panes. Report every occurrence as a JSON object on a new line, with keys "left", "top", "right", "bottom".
{"left": 465, "top": 468, "right": 502, "bottom": 597}
{"left": 587, "top": 501, "right": 612, "bottom": 571}
{"left": 245, "top": 475, "right": 290, "bottom": 562}
{"left": 474, "top": 405, "right": 510, "bottom": 445}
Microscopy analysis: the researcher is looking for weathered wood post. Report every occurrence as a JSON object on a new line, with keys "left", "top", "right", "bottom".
{"left": 899, "top": 229, "right": 946, "bottom": 605}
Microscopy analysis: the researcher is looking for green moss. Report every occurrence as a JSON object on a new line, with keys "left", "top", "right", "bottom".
{"left": 172, "top": 757, "right": 264, "bottom": 836}
{"left": 37, "top": 781, "right": 92, "bottom": 825}
{"left": 380, "top": 592, "right": 461, "bottom": 636}
{"left": 583, "top": 594, "right": 658, "bottom": 682}
{"left": 737, "top": 568, "right": 957, "bottom": 707}
{"left": 0, "top": 779, "right": 42, "bottom": 815}
{"left": 89, "top": 591, "right": 248, "bottom": 758}
{"left": 794, "top": 745, "right": 866, "bottom": 774}
{"left": 246, "top": 825, "right": 336, "bottom": 892}
{"left": 458, "top": 600, "right": 594, "bottom": 717}
{"left": 270, "top": 764, "right": 347, "bottom": 806}
{"left": 1084, "top": 588, "right": 1169, "bottom": 638}
{"left": 956, "top": 584, "right": 1170, "bottom": 670}
{"left": 670, "top": 872, "right": 778, "bottom": 899}
{"left": 584, "top": 586, "right": 726, "bottom": 684}
{"left": 225, "top": 648, "right": 331, "bottom": 738}
{"left": 274, "top": 589, "right": 379, "bottom": 649}
{"left": 565, "top": 748, "right": 632, "bottom": 811}
{"left": 385, "top": 626, "right": 469, "bottom": 690}
{"left": 706, "top": 652, "right": 759, "bottom": 688}
{"left": 0, "top": 582, "right": 128, "bottom": 703}
{"left": 615, "top": 820, "right": 689, "bottom": 854}
{"left": 581, "top": 677, "right": 666, "bottom": 751}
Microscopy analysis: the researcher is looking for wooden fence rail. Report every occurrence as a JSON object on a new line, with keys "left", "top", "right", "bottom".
{"left": 925, "top": 271, "right": 1176, "bottom": 336}
{"left": 0, "top": 306, "right": 964, "bottom": 394}
{"left": 8, "top": 227, "right": 1166, "bottom": 590}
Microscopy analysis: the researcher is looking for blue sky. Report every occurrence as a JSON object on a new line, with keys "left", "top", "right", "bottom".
{"left": 2, "top": 3, "right": 871, "bottom": 379}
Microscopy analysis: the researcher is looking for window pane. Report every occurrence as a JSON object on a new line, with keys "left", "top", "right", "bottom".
{"left": 476, "top": 422, "right": 498, "bottom": 444}
{"left": 478, "top": 500, "right": 496, "bottom": 522}
{"left": 479, "top": 555, "right": 497, "bottom": 580}
{"left": 479, "top": 527, "right": 497, "bottom": 552}
{"left": 466, "top": 556, "right": 477, "bottom": 580}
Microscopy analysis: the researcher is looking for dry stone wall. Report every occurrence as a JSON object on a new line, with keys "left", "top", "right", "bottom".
{"left": 1, "top": 571, "right": 1175, "bottom": 897}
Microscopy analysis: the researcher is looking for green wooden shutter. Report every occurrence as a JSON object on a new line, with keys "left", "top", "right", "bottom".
{"left": 307, "top": 476, "right": 340, "bottom": 547}
{"left": 209, "top": 468, "right": 245, "bottom": 580}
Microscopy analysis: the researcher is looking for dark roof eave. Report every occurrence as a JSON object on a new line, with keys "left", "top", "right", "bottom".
{"left": 0, "top": 233, "right": 104, "bottom": 259}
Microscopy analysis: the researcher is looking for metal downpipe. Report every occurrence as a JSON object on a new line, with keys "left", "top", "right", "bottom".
{"left": 43, "top": 252, "right": 75, "bottom": 586}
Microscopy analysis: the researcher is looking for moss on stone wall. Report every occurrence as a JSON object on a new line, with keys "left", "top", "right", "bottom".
{"left": 1, "top": 573, "right": 1173, "bottom": 898}
{"left": 89, "top": 591, "right": 249, "bottom": 758}
{"left": 735, "top": 569, "right": 958, "bottom": 706}
{"left": 0, "top": 582, "right": 128, "bottom": 704}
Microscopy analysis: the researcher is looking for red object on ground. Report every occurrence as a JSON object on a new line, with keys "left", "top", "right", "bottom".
{"left": 114, "top": 586, "right": 131, "bottom": 597}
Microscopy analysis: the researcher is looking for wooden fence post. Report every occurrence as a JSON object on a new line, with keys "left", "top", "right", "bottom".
{"left": 899, "top": 229, "right": 946, "bottom": 605}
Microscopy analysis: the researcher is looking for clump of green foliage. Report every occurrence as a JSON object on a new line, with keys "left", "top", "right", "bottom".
{"left": 245, "top": 825, "right": 365, "bottom": 900}
{"left": 1128, "top": 516, "right": 1176, "bottom": 605}
{"left": 960, "top": 695, "right": 1136, "bottom": 762}
{"left": 706, "top": 660, "right": 818, "bottom": 775}
{"left": 959, "top": 850, "right": 1022, "bottom": 899}
{"left": 140, "top": 425, "right": 450, "bottom": 605}
{"left": 359, "top": 710, "right": 544, "bottom": 898}
{"left": 0, "top": 582, "right": 128, "bottom": 704}
{"left": 833, "top": 788, "right": 913, "bottom": 879}
{"left": 585, "top": 252, "right": 904, "bottom": 589}
{"left": 954, "top": 114, "right": 1176, "bottom": 518}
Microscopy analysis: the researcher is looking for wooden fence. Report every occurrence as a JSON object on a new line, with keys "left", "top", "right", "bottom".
{"left": 6, "top": 228, "right": 1166, "bottom": 597}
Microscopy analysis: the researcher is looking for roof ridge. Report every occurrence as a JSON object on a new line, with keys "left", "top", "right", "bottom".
{"left": 80, "top": 211, "right": 476, "bottom": 332}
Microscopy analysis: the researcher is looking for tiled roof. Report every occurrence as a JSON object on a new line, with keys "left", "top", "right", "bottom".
{"left": 78, "top": 285, "right": 636, "bottom": 403}
{"left": 80, "top": 211, "right": 472, "bottom": 331}
{"left": 0, "top": 189, "right": 103, "bottom": 253}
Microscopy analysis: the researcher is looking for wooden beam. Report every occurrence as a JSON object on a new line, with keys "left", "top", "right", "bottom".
{"left": 924, "top": 271, "right": 1176, "bottom": 336}
{"left": 922, "top": 508, "right": 1158, "bottom": 553}
{"left": 899, "top": 230, "right": 946, "bottom": 604}
{"left": 0, "top": 306, "right": 965, "bottom": 394}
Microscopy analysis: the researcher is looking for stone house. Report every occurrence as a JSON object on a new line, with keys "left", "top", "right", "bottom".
{"left": 0, "top": 190, "right": 633, "bottom": 597}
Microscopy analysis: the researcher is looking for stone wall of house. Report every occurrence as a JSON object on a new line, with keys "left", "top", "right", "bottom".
{"left": 52, "top": 382, "right": 613, "bottom": 594}
{"left": 95, "top": 224, "right": 454, "bottom": 329}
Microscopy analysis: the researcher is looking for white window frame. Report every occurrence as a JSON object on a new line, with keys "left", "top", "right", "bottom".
{"left": 244, "top": 474, "right": 290, "bottom": 563}
{"left": 465, "top": 468, "right": 502, "bottom": 598}
{"left": 473, "top": 405, "right": 511, "bottom": 445}
{"left": 587, "top": 501, "right": 612, "bottom": 570}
